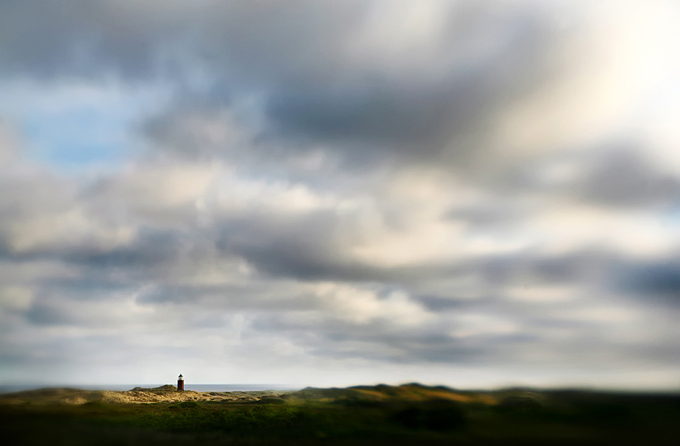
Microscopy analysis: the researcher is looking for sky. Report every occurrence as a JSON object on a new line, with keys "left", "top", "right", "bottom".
{"left": 1, "top": 0, "right": 680, "bottom": 391}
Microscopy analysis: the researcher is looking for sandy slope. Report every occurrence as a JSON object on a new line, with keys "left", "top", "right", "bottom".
{"left": 0, "top": 383, "right": 507, "bottom": 406}
{"left": 0, "top": 387, "right": 290, "bottom": 405}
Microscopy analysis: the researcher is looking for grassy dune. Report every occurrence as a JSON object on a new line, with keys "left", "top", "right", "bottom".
{"left": 1, "top": 384, "right": 679, "bottom": 445}
{"left": 0, "top": 385, "right": 288, "bottom": 405}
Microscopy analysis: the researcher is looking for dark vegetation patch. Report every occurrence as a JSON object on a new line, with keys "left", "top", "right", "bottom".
{"left": 388, "top": 400, "right": 467, "bottom": 431}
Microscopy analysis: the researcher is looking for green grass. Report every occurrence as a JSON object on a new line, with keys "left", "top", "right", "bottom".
{"left": 2, "top": 386, "right": 679, "bottom": 445}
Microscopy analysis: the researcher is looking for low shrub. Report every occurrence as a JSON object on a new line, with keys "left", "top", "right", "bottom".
{"left": 177, "top": 401, "right": 200, "bottom": 409}
{"left": 389, "top": 401, "right": 466, "bottom": 432}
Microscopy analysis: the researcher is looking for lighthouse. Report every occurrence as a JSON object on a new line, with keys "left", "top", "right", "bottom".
{"left": 177, "top": 374, "right": 184, "bottom": 391}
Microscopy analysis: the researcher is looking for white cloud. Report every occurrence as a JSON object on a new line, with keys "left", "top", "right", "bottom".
{"left": 0, "top": 287, "right": 34, "bottom": 312}
{"left": 313, "top": 283, "right": 431, "bottom": 326}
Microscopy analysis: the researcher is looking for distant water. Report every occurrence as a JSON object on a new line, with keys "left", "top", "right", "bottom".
{"left": 0, "top": 384, "right": 299, "bottom": 394}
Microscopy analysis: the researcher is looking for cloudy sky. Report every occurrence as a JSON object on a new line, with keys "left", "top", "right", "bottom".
{"left": 1, "top": 0, "right": 679, "bottom": 390}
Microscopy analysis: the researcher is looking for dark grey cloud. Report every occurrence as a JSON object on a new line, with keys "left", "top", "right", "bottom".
{"left": 25, "top": 298, "right": 80, "bottom": 326}
{"left": 579, "top": 147, "right": 680, "bottom": 209}
{"left": 615, "top": 260, "right": 680, "bottom": 305}
{"left": 213, "top": 208, "right": 474, "bottom": 284}
{"left": 215, "top": 212, "right": 375, "bottom": 282}
{"left": 415, "top": 294, "right": 485, "bottom": 312}
{"left": 63, "top": 228, "right": 189, "bottom": 268}
{"left": 248, "top": 313, "right": 491, "bottom": 365}
{"left": 0, "top": 0, "right": 574, "bottom": 172}
{"left": 0, "top": 0, "right": 361, "bottom": 82}
{"left": 137, "top": 4, "right": 571, "bottom": 176}
{"left": 0, "top": 0, "right": 157, "bottom": 80}
{"left": 263, "top": 16, "right": 560, "bottom": 168}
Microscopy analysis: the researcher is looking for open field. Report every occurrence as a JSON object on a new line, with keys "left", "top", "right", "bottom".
{"left": 2, "top": 384, "right": 679, "bottom": 445}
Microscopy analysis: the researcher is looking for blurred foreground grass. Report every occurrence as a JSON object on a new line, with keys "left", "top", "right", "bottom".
{"left": 2, "top": 384, "right": 679, "bottom": 445}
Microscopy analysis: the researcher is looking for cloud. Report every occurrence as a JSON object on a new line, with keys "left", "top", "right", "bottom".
{"left": 0, "top": 120, "right": 19, "bottom": 165}
{"left": 0, "top": 0, "right": 582, "bottom": 170}
{"left": 578, "top": 147, "right": 680, "bottom": 209}
{"left": 0, "top": 0, "right": 679, "bottom": 389}
{"left": 0, "top": 286, "right": 34, "bottom": 312}
{"left": 614, "top": 259, "right": 680, "bottom": 305}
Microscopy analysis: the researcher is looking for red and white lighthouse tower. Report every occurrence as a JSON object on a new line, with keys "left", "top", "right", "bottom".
{"left": 177, "top": 374, "right": 184, "bottom": 391}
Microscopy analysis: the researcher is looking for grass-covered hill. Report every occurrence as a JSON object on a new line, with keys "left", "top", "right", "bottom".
{"left": 1, "top": 383, "right": 679, "bottom": 445}
{"left": 288, "top": 382, "right": 497, "bottom": 405}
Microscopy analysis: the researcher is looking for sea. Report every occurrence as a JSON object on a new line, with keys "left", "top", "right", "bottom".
{"left": 0, "top": 384, "right": 299, "bottom": 394}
